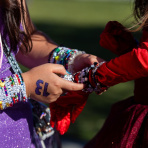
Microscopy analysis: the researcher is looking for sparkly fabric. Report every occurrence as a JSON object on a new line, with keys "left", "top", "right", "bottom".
{"left": 0, "top": 51, "right": 14, "bottom": 78}
{"left": 84, "top": 98, "right": 148, "bottom": 148}
{"left": 0, "top": 37, "right": 38, "bottom": 147}
{"left": 0, "top": 11, "right": 41, "bottom": 148}
{"left": 84, "top": 30, "right": 148, "bottom": 148}
{"left": 0, "top": 103, "right": 35, "bottom": 148}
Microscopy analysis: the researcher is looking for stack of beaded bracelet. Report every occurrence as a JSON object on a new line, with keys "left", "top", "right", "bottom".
{"left": 48, "top": 47, "right": 86, "bottom": 74}
{"left": 0, "top": 73, "right": 27, "bottom": 110}
{"left": 62, "top": 62, "right": 108, "bottom": 94}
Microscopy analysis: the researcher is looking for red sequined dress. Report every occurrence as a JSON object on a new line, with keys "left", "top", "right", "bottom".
{"left": 84, "top": 28, "right": 148, "bottom": 147}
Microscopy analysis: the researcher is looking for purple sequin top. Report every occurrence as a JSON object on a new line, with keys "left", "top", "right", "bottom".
{"left": 0, "top": 11, "right": 42, "bottom": 148}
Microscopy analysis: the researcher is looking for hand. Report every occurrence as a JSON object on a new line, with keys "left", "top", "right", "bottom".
{"left": 50, "top": 57, "right": 105, "bottom": 134}
{"left": 22, "top": 63, "right": 84, "bottom": 103}
{"left": 72, "top": 53, "right": 104, "bottom": 73}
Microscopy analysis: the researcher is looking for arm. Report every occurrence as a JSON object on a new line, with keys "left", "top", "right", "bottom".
{"left": 95, "top": 41, "right": 148, "bottom": 86}
{"left": 16, "top": 0, "right": 58, "bottom": 68}
{"left": 0, "top": 63, "right": 85, "bottom": 110}
{"left": 16, "top": 31, "right": 58, "bottom": 68}
{"left": 16, "top": 0, "right": 103, "bottom": 71}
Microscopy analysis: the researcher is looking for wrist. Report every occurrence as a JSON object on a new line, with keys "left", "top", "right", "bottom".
{"left": 68, "top": 50, "right": 86, "bottom": 73}
{"left": 62, "top": 61, "right": 108, "bottom": 94}
{"left": 0, "top": 74, "right": 28, "bottom": 110}
{"left": 21, "top": 72, "right": 31, "bottom": 98}
{"left": 48, "top": 46, "right": 86, "bottom": 74}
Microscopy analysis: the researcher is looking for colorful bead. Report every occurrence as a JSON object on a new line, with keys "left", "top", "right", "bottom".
{"left": 0, "top": 101, "right": 3, "bottom": 110}
{"left": 62, "top": 62, "right": 108, "bottom": 94}
{"left": 48, "top": 47, "right": 86, "bottom": 74}
{"left": 0, "top": 80, "right": 5, "bottom": 87}
{"left": 0, "top": 74, "right": 27, "bottom": 110}
{"left": 6, "top": 103, "right": 10, "bottom": 107}
{"left": 55, "top": 56, "right": 59, "bottom": 61}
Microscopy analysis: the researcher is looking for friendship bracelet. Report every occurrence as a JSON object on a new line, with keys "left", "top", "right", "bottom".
{"left": 62, "top": 62, "right": 108, "bottom": 94}
{"left": 49, "top": 47, "right": 108, "bottom": 93}
{"left": 0, "top": 73, "right": 27, "bottom": 110}
{"left": 48, "top": 47, "right": 86, "bottom": 73}
{"left": 68, "top": 50, "right": 86, "bottom": 74}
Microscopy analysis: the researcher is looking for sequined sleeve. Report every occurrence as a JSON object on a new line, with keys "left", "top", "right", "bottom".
{"left": 0, "top": 73, "right": 27, "bottom": 110}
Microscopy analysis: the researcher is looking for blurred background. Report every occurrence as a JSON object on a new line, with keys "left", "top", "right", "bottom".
{"left": 25, "top": 0, "right": 141, "bottom": 147}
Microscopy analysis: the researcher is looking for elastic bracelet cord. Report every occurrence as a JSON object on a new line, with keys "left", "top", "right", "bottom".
{"left": 0, "top": 73, "right": 27, "bottom": 110}
{"left": 48, "top": 47, "right": 86, "bottom": 73}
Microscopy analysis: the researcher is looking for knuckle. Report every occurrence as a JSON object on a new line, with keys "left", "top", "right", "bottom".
{"left": 54, "top": 82, "right": 61, "bottom": 88}
{"left": 89, "top": 56, "right": 96, "bottom": 61}
{"left": 71, "top": 85, "right": 77, "bottom": 90}
{"left": 58, "top": 90, "right": 63, "bottom": 96}
{"left": 52, "top": 90, "right": 59, "bottom": 96}
{"left": 57, "top": 64, "right": 64, "bottom": 69}
{"left": 51, "top": 89, "right": 62, "bottom": 97}
{"left": 86, "top": 55, "right": 95, "bottom": 64}
{"left": 59, "top": 90, "right": 63, "bottom": 95}
{"left": 47, "top": 96, "right": 57, "bottom": 103}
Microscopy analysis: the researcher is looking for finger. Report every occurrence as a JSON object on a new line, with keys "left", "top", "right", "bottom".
{"left": 89, "top": 56, "right": 104, "bottom": 65}
{"left": 59, "top": 78, "right": 85, "bottom": 91}
{"left": 87, "top": 55, "right": 102, "bottom": 65}
{"left": 51, "top": 64, "right": 68, "bottom": 75}
{"left": 97, "top": 57, "right": 105, "bottom": 63}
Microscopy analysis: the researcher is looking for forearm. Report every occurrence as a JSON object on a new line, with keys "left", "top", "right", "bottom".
{"left": 16, "top": 31, "right": 58, "bottom": 68}
{"left": 95, "top": 43, "right": 148, "bottom": 86}
{"left": 16, "top": 1, "right": 58, "bottom": 68}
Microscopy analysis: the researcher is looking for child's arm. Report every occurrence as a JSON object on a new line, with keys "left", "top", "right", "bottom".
{"left": 95, "top": 41, "right": 148, "bottom": 86}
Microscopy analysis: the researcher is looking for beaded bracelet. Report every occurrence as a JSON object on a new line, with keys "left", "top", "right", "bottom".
{"left": 48, "top": 47, "right": 86, "bottom": 74}
{"left": 0, "top": 73, "right": 27, "bottom": 110}
{"left": 62, "top": 62, "right": 108, "bottom": 94}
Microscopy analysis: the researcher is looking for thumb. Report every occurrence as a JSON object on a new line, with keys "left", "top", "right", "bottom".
{"left": 51, "top": 64, "right": 85, "bottom": 91}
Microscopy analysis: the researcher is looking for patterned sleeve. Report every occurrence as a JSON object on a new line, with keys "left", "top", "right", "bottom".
{"left": 0, "top": 73, "right": 27, "bottom": 110}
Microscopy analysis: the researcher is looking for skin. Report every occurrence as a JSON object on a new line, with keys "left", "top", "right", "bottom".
{"left": 16, "top": 0, "right": 104, "bottom": 103}
{"left": 22, "top": 64, "right": 85, "bottom": 103}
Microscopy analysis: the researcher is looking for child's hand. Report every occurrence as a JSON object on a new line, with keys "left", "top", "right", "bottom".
{"left": 72, "top": 53, "right": 104, "bottom": 73}
{"left": 22, "top": 63, "right": 84, "bottom": 103}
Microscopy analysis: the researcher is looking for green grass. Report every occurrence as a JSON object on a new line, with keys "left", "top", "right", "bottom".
{"left": 26, "top": 0, "right": 137, "bottom": 142}
{"left": 28, "top": 0, "right": 134, "bottom": 26}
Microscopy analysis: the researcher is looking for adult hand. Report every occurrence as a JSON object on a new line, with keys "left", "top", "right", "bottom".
{"left": 22, "top": 63, "right": 84, "bottom": 103}
{"left": 72, "top": 53, "right": 104, "bottom": 73}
